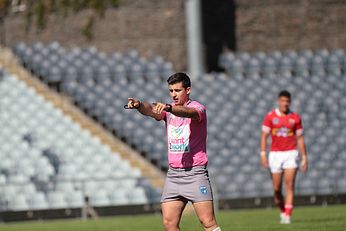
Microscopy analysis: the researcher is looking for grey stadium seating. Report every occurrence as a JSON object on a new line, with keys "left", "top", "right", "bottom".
{"left": 11, "top": 42, "right": 346, "bottom": 201}
{"left": 0, "top": 70, "right": 161, "bottom": 211}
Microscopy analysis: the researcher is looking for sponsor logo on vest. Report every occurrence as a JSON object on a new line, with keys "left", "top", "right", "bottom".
{"left": 168, "top": 124, "right": 190, "bottom": 153}
{"left": 272, "top": 127, "right": 294, "bottom": 137}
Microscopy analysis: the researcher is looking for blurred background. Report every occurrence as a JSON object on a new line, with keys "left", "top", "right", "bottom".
{"left": 0, "top": 0, "right": 346, "bottom": 223}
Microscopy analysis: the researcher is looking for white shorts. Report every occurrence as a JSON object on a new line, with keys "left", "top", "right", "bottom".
{"left": 268, "top": 150, "right": 299, "bottom": 173}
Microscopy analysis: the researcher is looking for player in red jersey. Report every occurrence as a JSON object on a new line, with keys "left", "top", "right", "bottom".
{"left": 260, "top": 90, "right": 308, "bottom": 224}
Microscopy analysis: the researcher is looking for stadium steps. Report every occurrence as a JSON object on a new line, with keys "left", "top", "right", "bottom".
{"left": 0, "top": 46, "right": 165, "bottom": 188}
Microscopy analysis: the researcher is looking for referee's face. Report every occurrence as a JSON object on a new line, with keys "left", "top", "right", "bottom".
{"left": 277, "top": 96, "right": 291, "bottom": 114}
{"left": 168, "top": 82, "right": 191, "bottom": 106}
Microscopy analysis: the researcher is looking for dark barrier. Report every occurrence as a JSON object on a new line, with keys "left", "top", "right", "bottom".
{"left": 0, "top": 204, "right": 161, "bottom": 223}
{"left": 218, "top": 194, "right": 346, "bottom": 210}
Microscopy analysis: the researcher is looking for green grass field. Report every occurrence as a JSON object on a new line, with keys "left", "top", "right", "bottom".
{"left": 1, "top": 205, "right": 346, "bottom": 231}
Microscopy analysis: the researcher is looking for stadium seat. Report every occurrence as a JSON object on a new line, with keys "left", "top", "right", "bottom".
{"left": 108, "top": 190, "right": 129, "bottom": 205}
{"left": 0, "top": 174, "right": 6, "bottom": 185}
{"left": 55, "top": 181, "right": 76, "bottom": 193}
{"left": 47, "top": 191, "right": 68, "bottom": 209}
{"left": 19, "top": 183, "right": 37, "bottom": 198}
{"left": 8, "top": 194, "right": 29, "bottom": 211}
{"left": 89, "top": 189, "right": 110, "bottom": 207}
{"left": 128, "top": 187, "right": 149, "bottom": 204}
{"left": 278, "top": 57, "right": 293, "bottom": 78}
{"left": 29, "top": 192, "right": 49, "bottom": 210}
{"left": 336, "top": 179, "right": 346, "bottom": 193}
{"left": 65, "top": 190, "right": 85, "bottom": 208}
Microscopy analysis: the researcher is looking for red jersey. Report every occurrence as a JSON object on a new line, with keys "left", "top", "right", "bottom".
{"left": 262, "top": 109, "right": 303, "bottom": 152}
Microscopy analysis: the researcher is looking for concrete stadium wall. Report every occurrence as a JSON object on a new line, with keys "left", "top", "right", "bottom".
{"left": 2, "top": 0, "right": 187, "bottom": 70}
{"left": 236, "top": 0, "right": 346, "bottom": 52}
{"left": 3, "top": 0, "right": 346, "bottom": 71}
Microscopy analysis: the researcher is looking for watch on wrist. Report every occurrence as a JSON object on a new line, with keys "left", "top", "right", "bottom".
{"left": 135, "top": 101, "right": 141, "bottom": 109}
{"left": 165, "top": 104, "right": 172, "bottom": 112}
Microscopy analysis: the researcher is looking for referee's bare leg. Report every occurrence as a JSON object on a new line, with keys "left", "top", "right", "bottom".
{"left": 194, "top": 201, "right": 219, "bottom": 231}
{"left": 162, "top": 199, "right": 187, "bottom": 231}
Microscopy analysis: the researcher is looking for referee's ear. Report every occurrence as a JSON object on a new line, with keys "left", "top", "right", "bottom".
{"left": 185, "top": 86, "right": 191, "bottom": 95}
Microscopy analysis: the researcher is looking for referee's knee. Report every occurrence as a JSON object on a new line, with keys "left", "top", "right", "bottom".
{"left": 162, "top": 217, "right": 179, "bottom": 230}
{"left": 199, "top": 216, "right": 217, "bottom": 229}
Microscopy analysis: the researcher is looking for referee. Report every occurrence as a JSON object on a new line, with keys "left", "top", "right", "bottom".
{"left": 127, "top": 73, "right": 221, "bottom": 231}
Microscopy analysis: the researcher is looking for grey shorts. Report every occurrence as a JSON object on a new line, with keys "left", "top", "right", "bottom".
{"left": 160, "top": 165, "right": 213, "bottom": 203}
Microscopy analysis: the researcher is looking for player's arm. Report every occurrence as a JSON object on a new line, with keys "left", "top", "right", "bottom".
{"left": 297, "top": 134, "right": 308, "bottom": 172}
{"left": 260, "top": 131, "right": 269, "bottom": 169}
{"left": 260, "top": 114, "right": 272, "bottom": 169}
{"left": 152, "top": 103, "right": 200, "bottom": 120}
{"left": 296, "top": 115, "right": 308, "bottom": 172}
{"left": 127, "top": 98, "right": 162, "bottom": 120}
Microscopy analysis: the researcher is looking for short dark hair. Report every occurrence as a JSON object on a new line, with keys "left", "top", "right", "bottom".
{"left": 167, "top": 72, "right": 191, "bottom": 89}
{"left": 278, "top": 90, "right": 291, "bottom": 99}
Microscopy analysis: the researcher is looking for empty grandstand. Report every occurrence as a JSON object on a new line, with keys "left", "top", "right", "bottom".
{"left": 9, "top": 42, "right": 346, "bottom": 204}
{"left": 0, "top": 67, "right": 162, "bottom": 213}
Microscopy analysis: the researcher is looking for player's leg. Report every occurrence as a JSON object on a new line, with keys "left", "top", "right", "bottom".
{"left": 283, "top": 168, "right": 298, "bottom": 218}
{"left": 271, "top": 172, "right": 285, "bottom": 213}
{"left": 281, "top": 150, "right": 299, "bottom": 223}
{"left": 161, "top": 199, "right": 187, "bottom": 231}
{"left": 269, "top": 152, "right": 285, "bottom": 214}
{"left": 193, "top": 201, "right": 220, "bottom": 231}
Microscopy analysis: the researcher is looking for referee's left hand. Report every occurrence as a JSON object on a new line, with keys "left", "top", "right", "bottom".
{"left": 152, "top": 102, "right": 169, "bottom": 114}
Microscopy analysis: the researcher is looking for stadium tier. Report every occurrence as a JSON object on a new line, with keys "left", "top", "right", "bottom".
{"left": 218, "top": 49, "right": 346, "bottom": 79}
{"left": 0, "top": 70, "right": 160, "bottom": 212}
{"left": 11, "top": 42, "right": 346, "bottom": 200}
{"left": 13, "top": 42, "right": 174, "bottom": 87}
